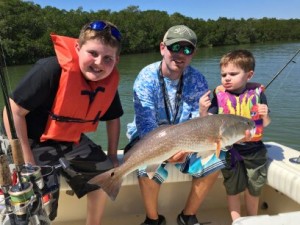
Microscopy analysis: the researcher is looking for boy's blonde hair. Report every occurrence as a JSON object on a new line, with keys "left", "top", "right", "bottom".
{"left": 220, "top": 49, "right": 255, "bottom": 72}
{"left": 78, "top": 21, "right": 122, "bottom": 55}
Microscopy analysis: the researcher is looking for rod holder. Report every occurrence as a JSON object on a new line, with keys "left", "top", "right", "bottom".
{"left": 289, "top": 155, "right": 300, "bottom": 164}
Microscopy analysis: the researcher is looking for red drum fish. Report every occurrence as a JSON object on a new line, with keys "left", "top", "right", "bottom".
{"left": 89, "top": 114, "right": 255, "bottom": 200}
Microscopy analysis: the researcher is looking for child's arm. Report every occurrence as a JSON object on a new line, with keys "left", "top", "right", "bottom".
{"left": 257, "top": 103, "right": 271, "bottom": 127}
{"left": 199, "top": 90, "right": 211, "bottom": 117}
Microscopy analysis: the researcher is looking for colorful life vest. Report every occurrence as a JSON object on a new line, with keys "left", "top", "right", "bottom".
{"left": 40, "top": 34, "right": 119, "bottom": 143}
{"left": 215, "top": 83, "right": 265, "bottom": 142}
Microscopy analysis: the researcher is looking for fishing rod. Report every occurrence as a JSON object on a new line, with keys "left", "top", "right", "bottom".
{"left": 0, "top": 38, "right": 31, "bottom": 225}
{"left": 265, "top": 48, "right": 300, "bottom": 90}
{"left": 263, "top": 48, "right": 300, "bottom": 165}
{"left": 0, "top": 39, "right": 47, "bottom": 225}
{"left": 0, "top": 39, "right": 26, "bottom": 187}
{"left": 0, "top": 39, "right": 56, "bottom": 225}
{"left": 0, "top": 66, "right": 16, "bottom": 139}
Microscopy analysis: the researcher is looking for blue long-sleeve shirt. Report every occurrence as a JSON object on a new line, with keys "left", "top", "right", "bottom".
{"left": 127, "top": 61, "right": 208, "bottom": 141}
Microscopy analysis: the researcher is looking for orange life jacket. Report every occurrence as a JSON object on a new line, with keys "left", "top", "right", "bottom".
{"left": 40, "top": 34, "right": 119, "bottom": 143}
{"left": 215, "top": 83, "right": 265, "bottom": 142}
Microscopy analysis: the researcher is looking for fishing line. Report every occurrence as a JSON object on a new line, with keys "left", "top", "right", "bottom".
{"left": 264, "top": 48, "right": 300, "bottom": 104}
{"left": 267, "top": 62, "right": 296, "bottom": 103}
{"left": 265, "top": 48, "right": 300, "bottom": 90}
{"left": 1, "top": 195, "right": 35, "bottom": 215}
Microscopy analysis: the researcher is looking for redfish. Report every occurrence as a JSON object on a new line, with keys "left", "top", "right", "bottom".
{"left": 89, "top": 114, "right": 255, "bottom": 200}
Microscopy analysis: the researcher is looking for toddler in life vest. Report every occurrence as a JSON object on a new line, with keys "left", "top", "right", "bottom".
{"left": 200, "top": 49, "right": 271, "bottom": 222}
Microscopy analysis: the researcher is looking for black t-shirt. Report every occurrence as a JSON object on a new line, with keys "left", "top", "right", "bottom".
{"left": 12, "top": 56, "right": 123, "bottom": 141}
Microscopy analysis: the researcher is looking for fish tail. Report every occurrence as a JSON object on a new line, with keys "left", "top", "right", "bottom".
{"left": 88, "top": 168, "right": 123, "bottom": 201}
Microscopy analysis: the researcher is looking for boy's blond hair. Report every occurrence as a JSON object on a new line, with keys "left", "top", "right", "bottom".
{"left": 78, "top": 21, "right": 121, "bottom": 55}
{"left": 220, "top": 49, "right": 255, "bottom": 72}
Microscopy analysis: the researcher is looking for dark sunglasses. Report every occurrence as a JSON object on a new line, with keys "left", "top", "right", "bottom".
{"left": 87, "top": 21, "right": 122, "bottom": 41}
{"left": 166, "top": 43, "right": 195, "bottom": 55}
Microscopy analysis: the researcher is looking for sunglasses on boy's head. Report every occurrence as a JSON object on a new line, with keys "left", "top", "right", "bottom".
{"left": 86, "top": 21, "right": 122, "bottom": 41}
{"left": 166, "top": 43, "right": 195, "bottom": 56}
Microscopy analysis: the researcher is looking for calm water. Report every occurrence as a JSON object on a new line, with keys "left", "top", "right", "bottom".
{"left": 1, "top": 42, "right": 300, "bottom": 150}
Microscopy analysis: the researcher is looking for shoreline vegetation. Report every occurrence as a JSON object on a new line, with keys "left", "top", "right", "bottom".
{"left": 0, "top": 0, "right": 299, "bottom": 66}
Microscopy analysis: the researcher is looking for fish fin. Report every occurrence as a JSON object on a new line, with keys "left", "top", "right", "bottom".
{"left": 88, "top": 168, "right": 123, "bottom": 201}
{"left": 215, "top": 140, "right": 221, "bottom": 158}
{"left": 145, "top": 164, "right": 161, "bottom": 179}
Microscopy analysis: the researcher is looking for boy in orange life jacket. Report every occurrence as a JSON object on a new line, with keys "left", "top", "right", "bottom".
{"left": 200, "top": 49, "right": 271, "bottom": 222}
{"left": 3, "top": 20, "right": 123, "bottom": 225}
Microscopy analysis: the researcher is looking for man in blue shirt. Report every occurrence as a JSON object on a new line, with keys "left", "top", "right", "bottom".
{"left": 126, "top": 25, "right": 226, "bottom": 225}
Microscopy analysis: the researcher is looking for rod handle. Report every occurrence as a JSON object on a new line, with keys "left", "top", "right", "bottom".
{"left": 10, "top": 139, "right": 25, "bottom": 166}
{"left": 0, "top": 154, "right": 12, "bottom": 186}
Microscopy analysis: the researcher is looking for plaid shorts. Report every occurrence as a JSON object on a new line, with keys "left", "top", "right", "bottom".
{"left": 137, "top": 151, "right": 227, "bottom": 184}
{"left": 31, "top": 134, "right": 113, "bottom": 220}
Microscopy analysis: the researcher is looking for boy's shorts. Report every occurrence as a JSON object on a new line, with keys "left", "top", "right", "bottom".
{"left": 31, "top": 134, "right": 113, "bottom": 220}
{"left": 221, "top": 146, "right": 267, "bottom": 196}
{"left": 137, "top": 150, "right": 227, "bottom": 184}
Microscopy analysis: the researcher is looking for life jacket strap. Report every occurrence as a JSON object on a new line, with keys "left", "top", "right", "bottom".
{"left": 81, "top": 86, "right": 105, "bottom": 103}
{"left": 49, "top": 111, "right": 101, "bottom": 123}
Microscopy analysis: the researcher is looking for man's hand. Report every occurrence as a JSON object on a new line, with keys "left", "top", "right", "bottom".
{"left": 167, "top": 151, "right": 189, "bottom": 163}
{"left": 238, "top": 129, "right": 252, "bottom": 143}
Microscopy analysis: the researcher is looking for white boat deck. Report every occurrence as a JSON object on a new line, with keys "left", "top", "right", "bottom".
{"left": 52, "top": 142, "right": 300, "bottom": 225}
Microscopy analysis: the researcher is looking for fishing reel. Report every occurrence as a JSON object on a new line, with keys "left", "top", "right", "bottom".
{"left": 0, "top": 164, "right": 52, "bottom": 225}
{"left": 21, "top": 164, "right": 54, "bottom": 217}
{"left": 8, "top": 182, "right": 35, "bottom": 221}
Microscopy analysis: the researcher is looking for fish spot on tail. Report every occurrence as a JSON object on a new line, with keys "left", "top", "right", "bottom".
{"left": 111, "top": 172, "right": 115, "bottom": 177}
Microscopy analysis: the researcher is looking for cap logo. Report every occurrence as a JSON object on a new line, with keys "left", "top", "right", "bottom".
{"left": 173, "top": 27, "right": 193, "bottom": 37}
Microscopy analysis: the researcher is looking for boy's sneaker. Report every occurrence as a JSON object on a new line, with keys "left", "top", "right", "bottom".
{"left": 177, "top": 211, "right": 200, "bottom": 225}
{"left": 141, "top": 214, "right": 166, "bottom": 225}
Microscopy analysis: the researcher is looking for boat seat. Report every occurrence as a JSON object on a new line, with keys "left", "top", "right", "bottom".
{"left": 265, "top": 142, "right": 300, "bottom": 205}
{"left": 232, "top": 211, "right": 300, "bottom": 225}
